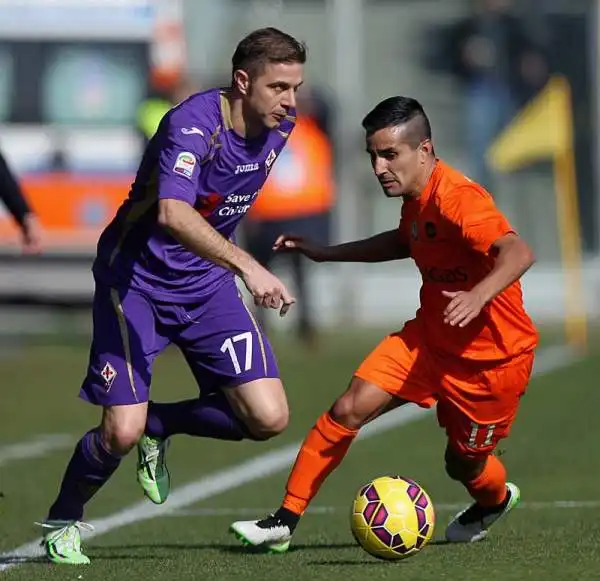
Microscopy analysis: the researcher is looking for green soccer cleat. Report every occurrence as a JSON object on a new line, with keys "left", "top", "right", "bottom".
{"left": 38, "top": 520, "right": 93, "bottom": 565}
{"left": 136, "top": 434, "right": 171, "bottom": 504}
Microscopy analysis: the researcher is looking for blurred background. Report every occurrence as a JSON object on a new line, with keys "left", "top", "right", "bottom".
{"left": 2, "top": 3, "right": 599, "bottom": 570}
{"left": 0, "top": 0, "right": 598, "bottom": 349}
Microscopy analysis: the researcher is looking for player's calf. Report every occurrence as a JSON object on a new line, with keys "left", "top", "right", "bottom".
{"left": 43, "top": 409, "right": 143, "bottom": 534}
{"left": 444, "top": 445, "right": 487, "bottom": 483}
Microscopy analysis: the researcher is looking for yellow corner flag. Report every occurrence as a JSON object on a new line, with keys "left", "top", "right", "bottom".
{"left": 487, "top": 75, "right": 572, "bottom": 170}
{"left": 487, "top": 75, "right": 587, "bottom": 351}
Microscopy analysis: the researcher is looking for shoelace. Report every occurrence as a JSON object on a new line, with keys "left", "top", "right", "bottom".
{"left": 140, "top": 446, "right": 164, "bottom": 483}
{"left": 35, "top": 521, "right": 94, "bottom": 546}
{"left": 141, "top": 438, "right": 169, "bottom": 467}
{"left": 143, "top": 447, "right": 160, "bottom": 464}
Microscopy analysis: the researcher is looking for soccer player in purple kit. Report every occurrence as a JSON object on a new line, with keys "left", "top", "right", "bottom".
{"left": 38, "top": 28, "right": 306, "bottom": 565}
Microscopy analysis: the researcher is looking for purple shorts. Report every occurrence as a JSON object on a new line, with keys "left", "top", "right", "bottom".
{"left": 80, "top": 279, "right": 279, "bottom": 407}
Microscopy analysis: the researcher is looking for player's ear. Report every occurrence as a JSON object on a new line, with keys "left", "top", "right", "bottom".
{"left": 233, "top": 69, "right": 250, "bottom": 96}
{"left": 419, "top": 140, "right": 433, "bottom": 162}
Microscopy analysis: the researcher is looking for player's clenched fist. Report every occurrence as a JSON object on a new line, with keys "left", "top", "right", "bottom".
{"left": 241, "top": 262, "right": 296, "bottom": 317}
{"left": 272, "top": 234, "right": 330, "bottom": 262}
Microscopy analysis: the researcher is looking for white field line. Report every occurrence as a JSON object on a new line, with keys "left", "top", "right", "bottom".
{"left": 169, "top": 499, "right": 600, "bottom": 518}
{"left": 0, "top": 434, "right": 73, "bottom": 468}
{"left": 0, "top": 345, "right": 578, "bottom": 570}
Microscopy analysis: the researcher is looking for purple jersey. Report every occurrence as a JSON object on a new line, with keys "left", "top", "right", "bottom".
{"left": 93, "top": 88, "right": 295, "bottom": 302}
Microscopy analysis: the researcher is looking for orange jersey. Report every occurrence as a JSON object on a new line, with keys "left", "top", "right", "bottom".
{"left": 399, "top": 160, "right": 538, "bottom": 361}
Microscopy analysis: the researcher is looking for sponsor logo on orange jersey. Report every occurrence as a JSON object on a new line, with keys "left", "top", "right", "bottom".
{"left": 422, "top": 266, "right": 468, "bottom": 284}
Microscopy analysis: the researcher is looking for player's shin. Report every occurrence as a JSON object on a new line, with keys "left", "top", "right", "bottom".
{"left": 280, "top": 412, "right": 359, "bottom": 521}
{"left": 230, "top": 411, "right": 358, "bottom": 550}
{"left": 47, "top": 429, "right": 122, "bottom": 521}
{"left": 145, "top": 393, "right": 246, "bottom": 441}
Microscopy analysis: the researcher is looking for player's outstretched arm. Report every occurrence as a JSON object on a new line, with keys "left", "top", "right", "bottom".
{"left": 158, "top": 199, "right": 295, "bottom": 315}
{"left": 274, "top": 229, "right": 410, "bottom": 263}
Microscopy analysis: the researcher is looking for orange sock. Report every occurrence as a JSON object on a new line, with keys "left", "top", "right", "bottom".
{"left": 465, "top": 455, "right": 508, "bottom": 507}
{"left": 282, "top": 412, "right": 358, "bottom": 515}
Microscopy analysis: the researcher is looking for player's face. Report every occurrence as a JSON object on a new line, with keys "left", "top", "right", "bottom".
{"left": 366, "top": 126, "right": 431, "bottom": 197}
{"left": 245, "top": 62, "right": 304, "bottom": 129}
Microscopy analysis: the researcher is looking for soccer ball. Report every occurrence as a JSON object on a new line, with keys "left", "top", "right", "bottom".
{"left": 350, "top": 475, "right": 435, "bottom": 560}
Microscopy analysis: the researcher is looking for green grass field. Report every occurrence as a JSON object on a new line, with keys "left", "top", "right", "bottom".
{"left": 0, "top": 327, "right": 598, "bottom": 581}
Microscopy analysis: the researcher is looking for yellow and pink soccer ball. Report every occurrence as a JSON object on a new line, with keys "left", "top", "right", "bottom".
{"left": 350, "top": 475, "right": 435, "bottom": 560}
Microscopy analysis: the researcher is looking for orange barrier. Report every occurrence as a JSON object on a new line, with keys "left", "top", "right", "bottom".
{"left": 0, "top": 173, "right": 132, "bottom": 250}
{"left": 250, "top": 116, "right": 335, "bottom": 221}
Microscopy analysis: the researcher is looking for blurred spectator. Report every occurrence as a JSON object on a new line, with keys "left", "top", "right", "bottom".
{"left": 297, "top": 85, "right": 339, "bottom": 174}
{"left": 298, "top": 85, "right": 335, "bottom": 141}
{"left": 245, "top": 86, "right": 336, "bottom": 348}
{"left": 136, "top": 78, "right": 199, "bottom": 144}
{"left": 431, "top": 0, "right": 549, "bottom": 189}
{"left": 0, "top": 149, "right": 42, "bottom": 254}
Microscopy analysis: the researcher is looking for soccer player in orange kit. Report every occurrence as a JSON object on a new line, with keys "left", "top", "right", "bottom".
{"left": 230, "top": 96, "right": 539, "bottom": 550}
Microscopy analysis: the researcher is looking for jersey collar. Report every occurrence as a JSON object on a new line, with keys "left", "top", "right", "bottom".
{"left": 418, "top": 158, "right": 443, "bottom": 204}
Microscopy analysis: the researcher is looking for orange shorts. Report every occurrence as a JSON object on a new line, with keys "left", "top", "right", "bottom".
{"left": 354, "top": 321, "right": 535, "bottom": 457}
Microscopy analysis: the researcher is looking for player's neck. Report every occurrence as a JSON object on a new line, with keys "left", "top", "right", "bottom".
{"left": 227, "top": 93, "right": 264, "bottom": 139}
{"left": 412, "top": 157, "right": 438, "bottom": 198}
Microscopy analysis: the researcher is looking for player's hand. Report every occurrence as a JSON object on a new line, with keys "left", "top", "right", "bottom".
{"left": 442, "top": 290, "right": 486, "bottom": 328}
{"left": 241, "top": 262, "right": 296, "bottom": 317}
{"left": 20, "top": 213, "right": 43, "bottom": 255}
{"left": 272, "top": 234, "right": 330, "bottom": 262}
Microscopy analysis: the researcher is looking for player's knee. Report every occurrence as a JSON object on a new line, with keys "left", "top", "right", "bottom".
{"left": 102, "top": 425, "right": 144, "bottom": 455}
{"left": 100, "top": 403, "right": 147, "bottom": 455}
{"left": 444, "top": 446, "right": 486, "bottom": 482}
{"left": 330, "top": 376, "right": 384, "bottom": 430}
{"left": 100, "top": 418, "right": 145, "bottom": 455}
{"left": 330, "top": 393, "right": 364, "bottom": 430}
{"left": 245, "top": 406, "right": 289, "bottom": 441}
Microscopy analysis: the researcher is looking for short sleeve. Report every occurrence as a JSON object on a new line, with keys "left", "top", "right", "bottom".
{"left": 157, "top": 113, "right": 210, "bottom": 205}
{"left": 443, "top": 186, "right": 515, "bottom": 253}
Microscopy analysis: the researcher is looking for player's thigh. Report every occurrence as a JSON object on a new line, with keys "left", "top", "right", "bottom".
{"left": 176, "top": 279, "right": 281, "bottom": 397}
{"left": 80, "top": 284, "right": 169, "bottom": 408}
{"left": 100, "top": 402, "right": 148, "bottom": 455}
{"left": 353, "top": 321, "right": 437, "bottom": 410}
{"left": 438, "top": 351, "right": 535, "bottom": 458}
{"left": 223, "top": 377, "right": 288, "bottom": 439}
